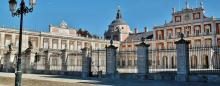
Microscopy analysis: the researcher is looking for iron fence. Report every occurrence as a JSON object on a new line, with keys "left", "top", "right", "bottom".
{"left": 28, "top": 46, "right": 220, "bottom": 75}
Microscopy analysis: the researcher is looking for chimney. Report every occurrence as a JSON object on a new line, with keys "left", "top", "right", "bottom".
{"left": 134, "top": 28, "right": 138, "bottom": 33}
{"left": 144, "top": 27, "right": 148, "bottom": 33}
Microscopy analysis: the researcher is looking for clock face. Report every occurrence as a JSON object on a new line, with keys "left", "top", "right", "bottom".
{"left": 185, "top": 13, "right": 191, "bottom": 21}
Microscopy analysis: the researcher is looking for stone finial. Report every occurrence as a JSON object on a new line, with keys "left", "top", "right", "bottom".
{"left": 110, "top": 39, "right": 113, "bottom": 45}
{"left": 180, "top": 33, "right": 184, "bottom": 39}
{"left": 172, "top": 7, "right": 176, "bottom": 13}
{"left": 185, "top": 0, "right": 189, "bottom": 9}
{"left": 141, "top": 37, "right": 145, "bottom": 43}
{"left": 200, "top": 1, "right": 204, "bottom": 8}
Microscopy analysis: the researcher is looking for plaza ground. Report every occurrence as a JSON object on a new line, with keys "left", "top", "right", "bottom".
{"left": 0, "top": 72, "right": 220, "bottom": 86}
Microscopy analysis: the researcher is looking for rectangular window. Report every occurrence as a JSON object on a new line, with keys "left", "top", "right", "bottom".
{"left": 175, "top": 16, "right": 181, "bottom": 22}
{"left": 168, "top": 33, "right": 172, "bottom": 39}
{"left": 52, "top": 58, "right": 58, "bottom": 66}
{"left": 196, "top": 30, "right": 200, "bottom": 36}
{"left": 193, "top": 13, "right": 201, "bottom": 20}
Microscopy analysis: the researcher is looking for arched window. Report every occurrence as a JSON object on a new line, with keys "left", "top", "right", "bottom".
{"left": 202, "top": 55, "right": 209, "bottom": 68}
{"left": 191, "top": 55, "right": 198, "bottom": 68}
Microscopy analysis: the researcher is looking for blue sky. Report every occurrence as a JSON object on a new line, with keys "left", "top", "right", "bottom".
{"left": 0, "top": 0, "right": 220, "bottom": 36}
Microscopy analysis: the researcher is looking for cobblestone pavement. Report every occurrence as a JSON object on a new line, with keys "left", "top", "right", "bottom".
{"left": 0, "top": 72, "right": 220, "bottom": 86}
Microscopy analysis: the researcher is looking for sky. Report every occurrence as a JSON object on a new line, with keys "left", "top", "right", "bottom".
{"left": 0, "top": 0, "right": 220, "bottom": 36}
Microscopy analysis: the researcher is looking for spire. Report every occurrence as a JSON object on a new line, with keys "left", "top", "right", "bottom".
{"left": 185, "top": 0, "right": 189, "bottom": 9}
{"left": 116, "top": 6, "right": 122, "bottom": 19}
{"left": 200, "top": 0, "right": 204, "bottom": 8}
{"left": 172, "top": 7, "right": 176, "bottom": 13}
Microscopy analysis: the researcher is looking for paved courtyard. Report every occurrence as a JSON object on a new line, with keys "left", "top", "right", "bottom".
{"left": 0, "top": 72, "right": 220, "bottom": 86}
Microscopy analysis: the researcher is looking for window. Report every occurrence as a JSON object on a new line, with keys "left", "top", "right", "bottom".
{"left": 52, "top": 58, "right": 58, "bottom": 66}
{"left": 176, "top": 32, "right": 181, "bottom": 37}
{"left": 175, "top": 16, "right": 181, "bottom": 22}
{"left": 186, "top": 31, "right": 190, "bottom": 36}
{"left": 158, "top": 35, "right": 163, "bottom": 40}
{"left": 43, "top": 42, "right": 48, "bottom": 49}
{"left": 168, "top": 33, "right": 172, "bottom": 39}
{"left": 70, "top": 58, "right": 75, "bottom": 66}
{"left": 128, "top": 59, "right": 132, "bottom": 66}
{"left": 205, "top": 25, "right": 211, "bottom": 35}
{"left": 70, "top": 45, "right": 74, "bottom": 50}
{"left": 193, "top": 13, "right": 200, "bottom": 19}
{"left": 196, "top": 30, "right": 200, "bottom": 36}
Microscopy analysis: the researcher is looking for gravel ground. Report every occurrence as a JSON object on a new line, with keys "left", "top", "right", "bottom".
{"left": 0, "top": 77, "right": 89, "bottom": 86}
{"left": 1, "top": 72, "right": 220, "bottom": 86}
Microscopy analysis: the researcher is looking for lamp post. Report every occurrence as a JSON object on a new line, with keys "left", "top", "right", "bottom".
{"left": 8, "top": 0, "right": 36, "bottom": 86}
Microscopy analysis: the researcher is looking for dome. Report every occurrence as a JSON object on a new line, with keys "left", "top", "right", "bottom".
{"left": 60, "top": 20, "right": 68, "bottom": 29}
{"left": 110, "top": 19, "right": 128, "bottom": 26}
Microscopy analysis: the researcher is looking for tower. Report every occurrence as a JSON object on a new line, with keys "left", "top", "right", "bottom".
{"left": 104, "top": 7, "right": 131, "bottom": 41}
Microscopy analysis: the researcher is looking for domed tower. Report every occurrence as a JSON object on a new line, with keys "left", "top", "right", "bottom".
{"left": 104, "top": 7, "right": 131, "bottom": 41}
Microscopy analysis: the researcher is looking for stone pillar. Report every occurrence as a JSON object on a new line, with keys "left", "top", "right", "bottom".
{"left": 106, "top": 40, "right": 118, "bottom": 79}
{"left": 136, "top": 39, "right": 150, "bottom": 79}
{"left": 61, "top": 49, "right": 68, "bottom": 75}
{"left": 44, "top": 50, "right": 51, "bottom": 74}
{"left": 81, "top": 48, "right": 91, "bottom": 79}
{"left": 3, "top": 50, "right": 15, "bottom": 72}
{"left": 175, "top": 33, "right": 190, "bottom": 82}
{"left": 23, "top": 48, "right": 35, "bottom": 73}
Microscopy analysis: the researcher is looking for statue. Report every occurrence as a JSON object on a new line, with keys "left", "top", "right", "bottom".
{"left": 28, "top": 41, "right": 33, "bottom": 49}
{"left": 8, "top": 43, "right": 13, "bottom": 51}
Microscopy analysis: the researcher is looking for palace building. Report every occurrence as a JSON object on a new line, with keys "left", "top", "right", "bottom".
{"left": 0, "top": 1, "right": 220, "bottom": 73}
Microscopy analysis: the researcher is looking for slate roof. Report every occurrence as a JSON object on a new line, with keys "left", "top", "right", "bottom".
{"left": 125, "top": 31, "right": 153, "bottom": 42}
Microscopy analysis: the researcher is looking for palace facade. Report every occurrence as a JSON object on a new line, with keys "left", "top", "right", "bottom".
{"left": 0, "top": 2, "right": 220, "bottom": 73}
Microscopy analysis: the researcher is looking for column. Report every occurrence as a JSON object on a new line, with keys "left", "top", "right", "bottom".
{"left": 164, "top": 28, "right": 167, "bottom": 40}
{"left": 106, "top": 40, "right": 118, "bottom": 79}
{"left": 66, "top": 40, "right": 69, "bottom": 50}
{"left": 0, "top": 33, "right": 5, "bottom": 49}
{"left": 58, "top": 39, "right": 61, "bottom": 49}
{"left": 212, "top": 23, "right": 217, "bottom": 47}
{"left": 22, "top": 35, "right": 28, "bottom": 50}
{"left": 136, "top": 39, "right": 150, "bottom": 79}
{"left": 11, "top": 34, "right": 16, "bottom": 45}
{"left": 191, "top": 25, "right": 194, "bottom": 36}
{"left": 173, "top": 27, "right": 176, "bottom": 38}
{"left": 201, "top": 24, "right": 204, "bottom": 35}
{"left": 153, "top": 30, "right": 156, "bottom": 40}
{"left": 74, "top": 41, "right": 77, "bottom": 51}
{"left": 81, "top": 48, "right": 91, "bottom": 79}
{"left": 49, "top": 38, "right": 52, "bottom": 49}
{"left": 40, "top": 36, "right": 44, "bottom": 48}
{"left": 175, "top": 34, "right": 190, "bottom": 82}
